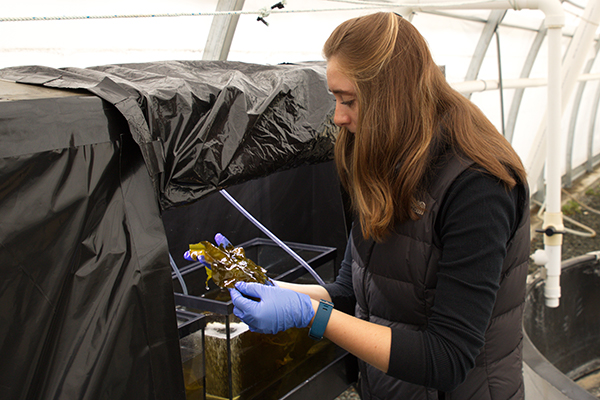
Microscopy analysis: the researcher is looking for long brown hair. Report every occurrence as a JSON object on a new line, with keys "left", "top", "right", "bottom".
{"left": 324, "top": 12, "right": 527, "bottom": 241}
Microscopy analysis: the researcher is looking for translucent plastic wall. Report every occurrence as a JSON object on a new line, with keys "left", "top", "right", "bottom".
{"left": 3, "top": 0, "right": 600, "bottom": 194}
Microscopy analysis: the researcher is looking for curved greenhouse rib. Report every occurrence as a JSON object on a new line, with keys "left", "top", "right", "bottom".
{"left": 586, "top": 59, "right": 600, "bottom": 174}
{"left": 566, "top": 38, "right": 600, "bottom": 186}
{"left": 464, "top": 10, "right": 507, "bottom": 100}
{"left": 505, "top": 23, "right": 546, "bottom": 144}
{"left": 526, "top": 0, "right": 600, "bottom": 188}
{"left": 203, "top": 0, "right": 245, "bottom": 61}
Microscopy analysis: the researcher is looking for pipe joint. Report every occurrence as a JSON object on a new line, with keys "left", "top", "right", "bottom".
{"left": 544, "top": 15, "right": 566, "bottom": 29}
{"left": 531, "top": 249, "right": 549, "bottom": 266}
{"left": 541, "top": 212, "right": 565, "bottom": 246}
{"left": 515, "top": 0, "right": 565, "bottom": 27}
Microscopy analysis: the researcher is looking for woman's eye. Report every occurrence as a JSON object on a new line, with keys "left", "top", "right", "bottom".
{"left": 341, "top": 99, "right": 355, "bottom": 107}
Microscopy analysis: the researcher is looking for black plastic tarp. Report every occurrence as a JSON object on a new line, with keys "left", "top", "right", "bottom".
{"left": 0, "top": 61, "right": 337, "bottom": 209}
{"left": 0, "top": 61, "right": 338, "bottom": 400}
{"left": 0, "top": 93, "right": 183, "bottom": 400}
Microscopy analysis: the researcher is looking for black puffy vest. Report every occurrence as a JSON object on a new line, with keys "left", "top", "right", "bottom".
{"left": 351, "top": 153, "right": 530, "bottom": 400}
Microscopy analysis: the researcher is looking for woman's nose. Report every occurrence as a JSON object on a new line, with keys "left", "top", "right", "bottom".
{"left": 333, "top": 105, "right": 349, "bottom": 127}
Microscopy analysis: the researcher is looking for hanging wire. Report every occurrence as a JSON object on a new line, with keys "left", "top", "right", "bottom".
{"left": 0, "top": 5, "right": 389, "bottom": 23}
{"left": 0, "top": 0, "right": 522, "bottom": 23}
{"left": 219, "top": 189, "right": 326, "bottom": 286}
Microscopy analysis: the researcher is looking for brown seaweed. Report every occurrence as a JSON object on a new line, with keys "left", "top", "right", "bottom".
{"left": 188, "top": 241, "right": 269, "bottom": 289}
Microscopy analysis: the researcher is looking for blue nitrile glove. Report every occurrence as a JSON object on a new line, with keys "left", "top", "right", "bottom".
{"left": 214, "top": 233, "right": 231, "bottom": 247}
{"left": 183, "top": 250, "right": 211, "bottom": 269}
{"left": 229, "top": 281, "right": 315, "bottom": 334}
{"left": 183, "top": 233, "right": 233, "bottom": 269}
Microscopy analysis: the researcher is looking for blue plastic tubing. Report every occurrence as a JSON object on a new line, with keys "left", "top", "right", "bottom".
{"left": 219, "top": 189, "right": 326, "bottom": 286}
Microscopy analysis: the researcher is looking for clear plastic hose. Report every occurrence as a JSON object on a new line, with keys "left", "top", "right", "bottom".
{"left": 170, "top": 253, "right": 189, "bottom": 295}
{"left": 220, "top": 189, "right": 326, "bottom": 286}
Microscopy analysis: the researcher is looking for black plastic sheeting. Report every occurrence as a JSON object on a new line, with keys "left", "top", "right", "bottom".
{"left": 0, "top": 61, "right": 337, "bottom": 209}
{"left": 0, "top": 61, "right": 338, "bottom": 400}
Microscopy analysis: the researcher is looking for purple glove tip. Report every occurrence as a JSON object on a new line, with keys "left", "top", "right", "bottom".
{"left": 215, "top": 233, "right": 232, "bottom": 247}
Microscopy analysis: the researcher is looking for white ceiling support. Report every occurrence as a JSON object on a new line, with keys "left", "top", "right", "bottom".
{"left": 541, "top": 23, "right": 564, "bottom": 308}
{"left": 525, "top": 0, "right": 600, "bottom": 193}
{"left": 505, "top": 22, "right": 547, "bottom": 144}
{"left": 585, "top": 46, "right": 600, "bottom": 173}
{"left": 566, "top": 39, "right": 600, "bottom": 186}
{"left": 523, "top": 3, "right": 600, "bottom": 310}
{"left": 464, "top": 10, "right": 507, "bottom": 100}
{"left": 452, "top": 76, "right": 548, "bottom": 92}
{"left": 395, "top": 0, "right": 565, "bottom": 307}
{"left": 452, "top": 73, "right": 600, "bottom": 93}
{"left": 586, "top": 81, "right": 600, "bottom": 170}
{"left": 203, "top": 0, "right": 245, "bottom": 61}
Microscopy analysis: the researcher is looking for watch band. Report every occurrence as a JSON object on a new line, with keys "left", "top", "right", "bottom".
{"left": 309, "top": 299, "right": 334, "bottom": 340}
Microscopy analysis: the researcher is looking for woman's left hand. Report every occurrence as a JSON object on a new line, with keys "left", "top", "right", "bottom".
{"left": 229, "top": 281, "right": 315, "bottom": 334}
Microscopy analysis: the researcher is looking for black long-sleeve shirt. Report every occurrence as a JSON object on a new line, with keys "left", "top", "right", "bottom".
{"left": 324, "top": 168, "right": 523, "bottom": 391}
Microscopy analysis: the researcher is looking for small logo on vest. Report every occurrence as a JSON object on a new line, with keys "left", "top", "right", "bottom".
{"left": 412, "top": 200, "right": 426, "bottom": 216}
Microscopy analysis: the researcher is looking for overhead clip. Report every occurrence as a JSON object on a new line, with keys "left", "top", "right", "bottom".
{"left": 257, "top": 6, "right": 270, "bottom": 26}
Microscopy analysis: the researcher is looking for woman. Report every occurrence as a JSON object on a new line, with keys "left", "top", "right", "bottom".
{"left": 229, "top": 12, "right": 529, "bottom": 400}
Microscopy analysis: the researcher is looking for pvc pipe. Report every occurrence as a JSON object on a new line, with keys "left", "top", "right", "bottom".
{"left": 386, "top": 0, "right": 563, "bottom": 19}
{"left": 515, "top": 0, "right": 564, "bottom": 308}
{"left": 517, "top": 0, "right": 564, "bottom": 27}
{"left": 451, "top": 77, "right": 547, "bottom": 93}
{"left": 544, "top": 245, "right": 562, "bottom": 308}
{"left": 528, "top": 0, "right": 600, "bottom": 306}
{"left": 539, "top": 20, "right": 564, "bottom": 307}
{"left": 536, "top": 0, "right": 600, "bottom": 307}
{"left": 546, "top": 26, "right": 562, "bottom": 215}
{"left": 452, "top": 74, "right": 600, "bottom": 95}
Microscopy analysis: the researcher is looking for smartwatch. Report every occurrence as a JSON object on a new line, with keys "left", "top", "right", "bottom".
{"left": 309, "top": 299, "right": 334, "bottom": 340}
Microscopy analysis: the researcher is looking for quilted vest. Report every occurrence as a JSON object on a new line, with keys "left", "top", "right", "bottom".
{"left": 351, "top": 153, "right": 530, "bottom": 400}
